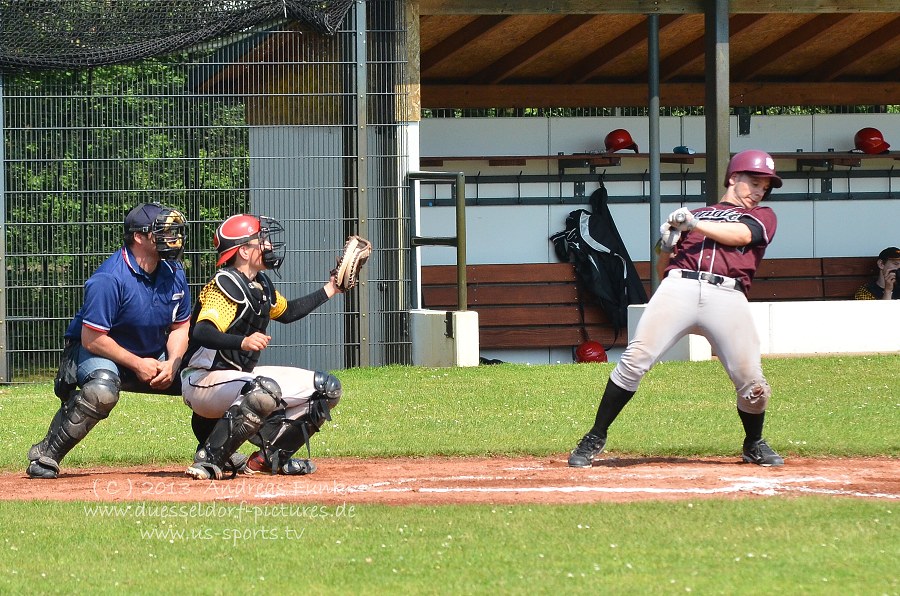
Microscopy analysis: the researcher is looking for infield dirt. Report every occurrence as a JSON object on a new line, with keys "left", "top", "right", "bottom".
{"left": 1, "top": 456, "right": 897, "bottom": 505}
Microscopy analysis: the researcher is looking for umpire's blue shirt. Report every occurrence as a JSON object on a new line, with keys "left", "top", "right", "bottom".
{"left": 65, "top": 246, "right": 192, "bottom": 358}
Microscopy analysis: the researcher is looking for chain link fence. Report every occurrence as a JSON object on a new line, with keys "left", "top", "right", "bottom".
{"left": 0, "top": 1, "right": 414, "bottom": 382}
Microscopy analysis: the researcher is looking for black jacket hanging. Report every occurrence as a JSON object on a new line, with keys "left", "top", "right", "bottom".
{"left": 550, "top": 185, "right": 648, "bottom": 346}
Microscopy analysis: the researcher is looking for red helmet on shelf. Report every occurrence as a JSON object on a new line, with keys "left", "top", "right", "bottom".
{"left": 575, "top": 340, "right": 608, "bottom": 363}
{"left": 854, "top": 127, "right": 890, "bottom": 154}
{"left": 604, "top": 129, "right": 639, "bottom": 153}
{"left": 724, "top": 149, "right": 782, "bottom": 193}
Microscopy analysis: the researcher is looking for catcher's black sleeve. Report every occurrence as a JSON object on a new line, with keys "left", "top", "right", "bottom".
{"left": 192, "top": 320, "right": 244, "bottom": 350}
{"left": 276, "top": 288, "right": 329, "bottom": 324}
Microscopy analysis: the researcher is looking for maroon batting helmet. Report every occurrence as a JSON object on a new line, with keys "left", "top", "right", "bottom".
{"left": 575, "top": 340, "right": 608, "bottom": 363}
{"left": 724, "top": 150, "right": 783, "bottom": 191}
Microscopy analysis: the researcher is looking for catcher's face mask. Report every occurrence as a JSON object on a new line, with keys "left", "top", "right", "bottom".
{"left": 257, "top": 216, "right": 285, "bottom": 272}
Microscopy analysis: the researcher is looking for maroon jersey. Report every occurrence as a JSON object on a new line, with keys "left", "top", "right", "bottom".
{"left": 666, "top": 202, "right": 777, "bottom": 292}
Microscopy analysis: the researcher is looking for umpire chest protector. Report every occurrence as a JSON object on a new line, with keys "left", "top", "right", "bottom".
{"left": 215, "top": 268, "right": 277, "bottom": 371}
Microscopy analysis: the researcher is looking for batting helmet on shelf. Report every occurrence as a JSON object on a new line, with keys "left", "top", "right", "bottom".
{"left": 574, "top": 340, "right": 608, "bottom": 363}
{"left": 214, "top": 214, "right": 285, "bottom": 270}
{"left": 604, "top": 129, "right": 639, "bottom": 153}
{"left": 724, "top": 149, "right": 783, "bottom": 194}
{"left": 854, "top": 127, "right": 890, "bottom": 154}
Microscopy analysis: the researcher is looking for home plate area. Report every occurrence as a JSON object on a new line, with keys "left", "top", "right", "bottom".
{"left": 2, "top": 456, "right": 897, "bottom": 505}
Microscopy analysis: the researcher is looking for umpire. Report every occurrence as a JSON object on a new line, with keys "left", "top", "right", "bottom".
{"left": 26, "top": 202, "right": 191, "bottom": 479}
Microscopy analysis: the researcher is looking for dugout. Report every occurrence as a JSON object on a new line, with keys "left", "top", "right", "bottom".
{"left": 0, "top": 1, "right": 898, "bottom": 378}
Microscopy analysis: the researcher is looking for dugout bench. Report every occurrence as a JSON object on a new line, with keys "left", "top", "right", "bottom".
{"left": 420, "top": 257, "right": 877, "bottom": 351}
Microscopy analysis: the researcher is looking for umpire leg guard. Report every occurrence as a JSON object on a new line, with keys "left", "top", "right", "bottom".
{"left": 186, "top": 376, "right": 280, "bottom": 480}
{"left": 247, "top": 372, "right": 341, "bottom": 476}
{"left": 27, "top": 369, "right": 121, "bottom": 479}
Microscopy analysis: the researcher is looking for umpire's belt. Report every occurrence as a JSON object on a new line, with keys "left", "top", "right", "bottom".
{"left": 669, "top": 269, "right": 742, "bottom": 291}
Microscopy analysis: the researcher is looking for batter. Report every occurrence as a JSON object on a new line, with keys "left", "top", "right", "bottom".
{"left": 568, "top": 149, "right": 785, "bottom": 468}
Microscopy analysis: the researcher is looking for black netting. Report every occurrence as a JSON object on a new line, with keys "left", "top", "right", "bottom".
{"left": 0, "top": 0, "right": 356, "bottom": 71}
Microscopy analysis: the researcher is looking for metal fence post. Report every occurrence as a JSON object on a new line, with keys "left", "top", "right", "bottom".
{"left": 408, "top": 171, "right": 467, "bottom": 311}
{"left": 0, "top": 73, "right": 7, "bottom": 382}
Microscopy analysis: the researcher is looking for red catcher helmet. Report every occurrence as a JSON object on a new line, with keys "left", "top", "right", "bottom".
{"left": 604, "top": 129, "right": 639, "bottom": 153}
{"left": 854, "top": 127, "right": 890, "bottom": 154}
{"left": 214, "top": 214, "right": 285, "bottom": 270}
{"left": 575, "top": 340, "right": 608, "bottom": 363}
{"left": 724, "top": 150, "right": 783, "bottom": 192}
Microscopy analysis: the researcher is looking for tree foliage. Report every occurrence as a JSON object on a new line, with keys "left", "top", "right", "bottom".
{"left": 3, "top": 57, "right": 250, "bottom": 374}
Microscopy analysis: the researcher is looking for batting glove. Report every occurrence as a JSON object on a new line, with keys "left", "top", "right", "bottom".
{"left": 667, "top": 207, "right": 697, "bottom": 232}
{"left": 658, "top": 223, "right": 681, "bottom": 253}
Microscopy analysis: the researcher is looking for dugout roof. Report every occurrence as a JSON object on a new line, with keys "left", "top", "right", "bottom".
{"left": 418, "top": 0, "right": 900, "bottom": 109}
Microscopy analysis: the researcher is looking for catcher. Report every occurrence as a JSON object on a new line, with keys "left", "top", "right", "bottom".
{"left": 180, "top": 213, "right": 371, "bottom": 480}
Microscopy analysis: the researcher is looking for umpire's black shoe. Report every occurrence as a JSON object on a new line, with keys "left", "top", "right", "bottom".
{"left": 568, "top": 433, "right": 606, "bottom": 468}
{"left": 742, "top": 439, "right": 784, "bottom": 467}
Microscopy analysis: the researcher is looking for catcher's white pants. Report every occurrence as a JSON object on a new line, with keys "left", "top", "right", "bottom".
{"left": 182, "top": 366, "right": 318, "bottom": 421}
{"left": 610, "top": 275, "right": 770, "bottom": 413}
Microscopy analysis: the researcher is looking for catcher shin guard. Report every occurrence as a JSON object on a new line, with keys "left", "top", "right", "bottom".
{"left": 313, "top": 371, "right": 342, "bottom": 413}
{"left": 248, "top": 372, "right": 340, "bottom": 475}
{"left": 248, "top": 409, "right": 318, "bottom": 475}
{"left": 27, "top": 369, "right": 121, "bottom": 479}
{"left": 187, "top": 376, "right": 280, "bottom": 480}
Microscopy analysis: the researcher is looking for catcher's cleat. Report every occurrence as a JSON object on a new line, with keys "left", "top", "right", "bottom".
{"left": 228, "top": 452, "right": 249, "bottom": 474}
{"left": 26, "top": 456, "right": 60, "bottom": 479}
{"left": 568, "top": 433, "right": 606, "bottom": 468}
{"left": 185, "top": 462, "right": 224, "bottom": 480}
{"left": 245, "top": 451, "right": 317, "bottom": 476}
{"left": 742, "top": 439, "right": 784, "bottom": 467}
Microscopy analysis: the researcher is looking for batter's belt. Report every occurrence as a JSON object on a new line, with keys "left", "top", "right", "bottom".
{"left": 668, "top": 269, "right": 743, "bottom": 291}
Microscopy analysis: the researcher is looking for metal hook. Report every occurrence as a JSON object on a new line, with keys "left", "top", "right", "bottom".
{"left": 474, "top": 171, "right": 481, "bottom": 206}
{"left": 516, "top": 171, "right": 523, "bottom": 205}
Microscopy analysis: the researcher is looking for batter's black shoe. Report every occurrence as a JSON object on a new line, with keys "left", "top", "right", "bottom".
{"left": 568, "top": 433, "right": 606, "bottom": 468}
{"left": 26, "top": 456, "right": 60, "bottom": 479}
{"left": 742, "top": 439, "right": 784, "bottom": 467}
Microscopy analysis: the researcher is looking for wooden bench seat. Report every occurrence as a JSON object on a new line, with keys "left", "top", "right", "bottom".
{"left": 421, "top": 257, "right": 876, "bottom": 350}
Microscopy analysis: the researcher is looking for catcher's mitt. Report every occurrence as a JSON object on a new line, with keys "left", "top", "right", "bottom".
{"left": 332, "top": 235, "right": 372, "bottom": 291}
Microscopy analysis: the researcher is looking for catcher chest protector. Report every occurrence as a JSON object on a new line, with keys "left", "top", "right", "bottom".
{"left": 551, "top": 186, "right": 648, "bottom": 346}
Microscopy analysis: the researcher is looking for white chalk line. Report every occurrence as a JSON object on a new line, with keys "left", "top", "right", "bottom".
{"left": 334, "top": 474, "right": 898, "bottom": 500}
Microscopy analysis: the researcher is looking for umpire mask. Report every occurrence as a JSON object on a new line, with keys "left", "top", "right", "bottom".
{"left": 152, "top": 207, "right": 187, "bottom": 261}
{"left": 125, "top": 202, "right": 187, "bottom": 262}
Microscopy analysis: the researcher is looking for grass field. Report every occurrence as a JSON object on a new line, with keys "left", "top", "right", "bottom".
{"left": 0, "top": 355, "right": 897, "bottom": 594}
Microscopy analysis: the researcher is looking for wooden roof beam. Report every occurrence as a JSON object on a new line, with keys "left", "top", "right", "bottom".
{"left": 421, "top": 15, "right": 510, "bottom": 72}
{"left": 803, "top": 15, "right": 900, "bottom": 82}
{"left": 473, "top": 15, "right": 596, "bottom": 84}
{"left": 655, "top": 14, "right": 757, "bottom": 82}
{"left": 422, "top": 82, "right": 900, "bottom": 108}
{"left": 731, "top": 14, "right": 850, "bottom": 81}
{"left": 420, "top": 1, "right": 899, "bottom": 16}
{"left": 554, "top": 14, "right": 680, "bottom": 84}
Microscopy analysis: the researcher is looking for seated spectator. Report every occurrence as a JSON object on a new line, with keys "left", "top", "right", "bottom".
{"left": 855, "top": 247, "right": 900, "bottom": 300}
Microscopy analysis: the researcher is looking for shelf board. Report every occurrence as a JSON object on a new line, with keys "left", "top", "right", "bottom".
{"left": 420, "top": 151, "right": 897, "bottom": 168}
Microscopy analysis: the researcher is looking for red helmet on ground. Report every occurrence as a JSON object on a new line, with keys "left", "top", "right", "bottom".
{"left": 604, "top": 129, "right": 639, "bottom": 153}
{"left": 214, "top": 214, "right": 285, "bottom": 270}
{"left": 575, "top": 340, "right": 608, "bottom": 363}
{"left": 724, "top": 149, "right": 783, "bottom": 191}
{"left": 854, "top": 127, "right": 890, "bottom": 154}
